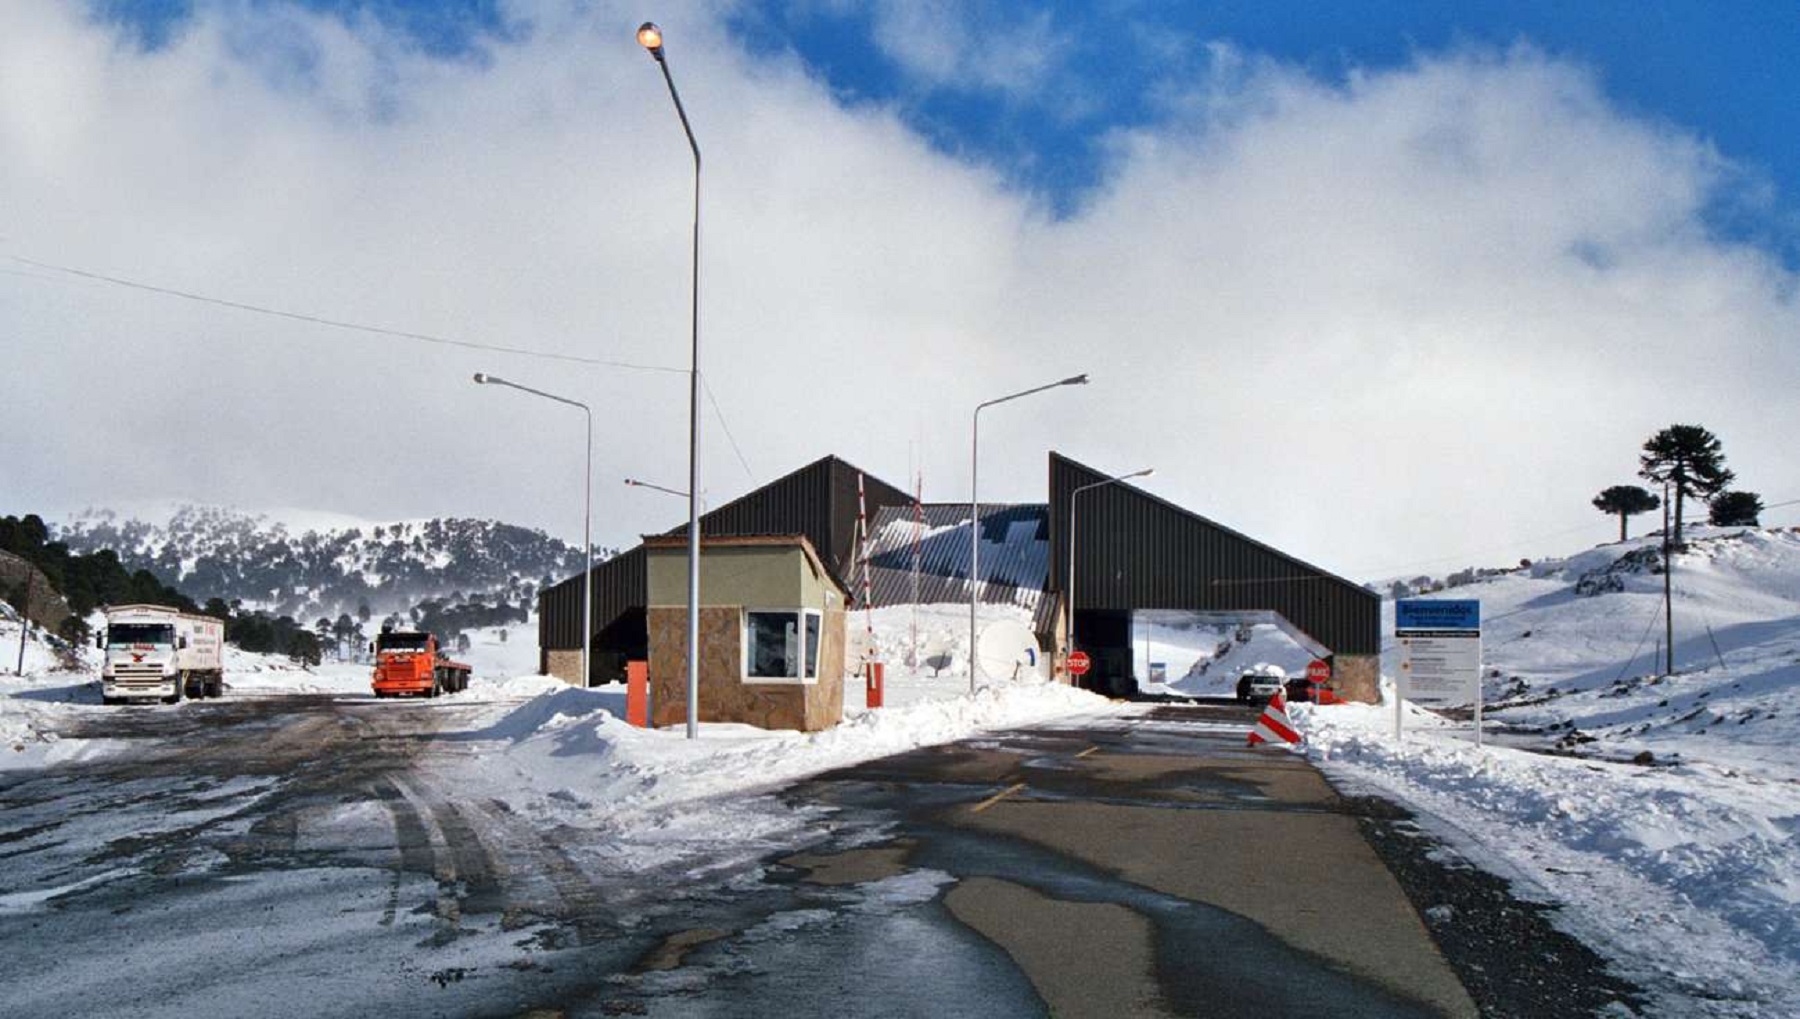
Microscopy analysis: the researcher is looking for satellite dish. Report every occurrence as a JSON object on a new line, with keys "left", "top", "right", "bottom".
{"left": 975, "top": 619, "right": 1042, "bottom": 685}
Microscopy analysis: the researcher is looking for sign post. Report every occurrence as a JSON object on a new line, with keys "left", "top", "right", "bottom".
{"left": 1305, "top": 658, "right": 1330, "bottom": 700}
{"left": 1394, "top": 599, "right": 1482, "bottom": 745}
{"left": 1067, "top": 650, "right": 1092, "bottom": 682}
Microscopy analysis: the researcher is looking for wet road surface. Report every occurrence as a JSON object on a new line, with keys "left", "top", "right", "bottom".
{"left": 0, "top": 694, "right": 1601, "bottom": 1017}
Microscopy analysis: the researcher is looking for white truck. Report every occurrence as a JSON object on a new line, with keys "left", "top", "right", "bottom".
{"left": 97, "top": 604, "right": 225, "bottom": 704}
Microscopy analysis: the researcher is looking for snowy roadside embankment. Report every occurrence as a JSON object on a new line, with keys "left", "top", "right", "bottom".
{"left": 1295, "top": 695, "right": 1800, "bottom": 1019}
{"left": 0, "top": 611, "right": 117, "bottom": 770}
{"left": 437, "top": 677, "right": 1120, "bottom": 872}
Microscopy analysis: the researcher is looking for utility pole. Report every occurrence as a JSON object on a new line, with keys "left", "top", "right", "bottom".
{"left": 1663, "top": 481, "right": 1674, "bottom": 675}
{"left": 15, "top": 568, "right": 33, "bottom": 676}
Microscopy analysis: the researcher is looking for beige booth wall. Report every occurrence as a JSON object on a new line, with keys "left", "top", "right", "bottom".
{"left": 647, "top": 541, "right": 846, "bottom": 732}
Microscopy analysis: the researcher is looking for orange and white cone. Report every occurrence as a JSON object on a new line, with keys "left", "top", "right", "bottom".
{"left": 1247, "top": 689, "right": 1302, "bottom": 747}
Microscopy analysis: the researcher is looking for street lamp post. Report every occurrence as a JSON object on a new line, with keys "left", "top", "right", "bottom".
{"left": 969, "top": 374, "right": 1089, "bottom": 692}
{"left": 1067, "top": 468, "right": 1154, "bottom": 667}
{"left": 624, "top": 478, "right": 690, "bottom": 500}
{"left": 637, "top": 22, "right": 704, "bottom": 739}
{"left": 473, "top": 372, "right": 592, "bottom": 688}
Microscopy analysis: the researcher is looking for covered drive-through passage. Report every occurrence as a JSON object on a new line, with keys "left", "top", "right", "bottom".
{"left": 1050, "top": 453, "right": 1381, "bottom": 701}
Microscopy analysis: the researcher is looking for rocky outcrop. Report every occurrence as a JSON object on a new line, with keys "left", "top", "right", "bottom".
{"left": 0, "top": 550, "right": 73, "bottom": 632}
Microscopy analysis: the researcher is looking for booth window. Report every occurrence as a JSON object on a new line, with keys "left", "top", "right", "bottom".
{"left": 745, "top": 609, "right": 821, "bottom": 680}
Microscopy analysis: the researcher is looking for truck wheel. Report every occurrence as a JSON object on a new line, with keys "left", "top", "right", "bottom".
{"left": 102, "top": 695, "right": 118, "bottom": 706}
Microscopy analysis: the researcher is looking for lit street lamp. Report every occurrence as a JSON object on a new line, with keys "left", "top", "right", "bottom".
{"left": 472, "top": 372, "right": 592, "bottom": 688}
{"left": 969, "top": 374, "right": 1089, "bottom": 691}
{"left": 637, "top": 21, "right": 705, "bottom": 739}
{"left": 1068, "top": 468, "right": 1154, "bottom": 666}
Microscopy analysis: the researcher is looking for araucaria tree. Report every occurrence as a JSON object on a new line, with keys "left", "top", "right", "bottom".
{"left": 1708, "top": 491, "right": 1764, "bottom": 527}
{"left": 1639, "top": 424, "right": 1734, "bottom": 545}
{"left": 1592, "top": 485, "right": 1660, "bottom": 542}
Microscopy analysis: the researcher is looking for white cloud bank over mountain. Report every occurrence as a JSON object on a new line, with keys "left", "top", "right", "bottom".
{"left": 2, "top": 0, "right": 1794, "bottom": 579}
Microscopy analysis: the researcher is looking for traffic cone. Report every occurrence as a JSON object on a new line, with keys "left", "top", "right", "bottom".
{"left": 1247, "top": 689, "right": 1302, "bottom": 747}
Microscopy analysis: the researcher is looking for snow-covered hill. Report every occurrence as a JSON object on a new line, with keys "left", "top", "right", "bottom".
{"left": 1303, "top": 524, "right": 1800, "bottom": 1017}
{"left": 56, "top": 504, "right": 589, "bottom": 619}
{"left": 1389, "top": 524, "right": 1800, "bottom": 777}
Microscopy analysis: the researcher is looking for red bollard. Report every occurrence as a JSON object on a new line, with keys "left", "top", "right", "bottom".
{"left": 865, "top": 662, "right": 884, "bottom": 709}
{"left": 626, "top": 660, "right": 649, "bottom": 727}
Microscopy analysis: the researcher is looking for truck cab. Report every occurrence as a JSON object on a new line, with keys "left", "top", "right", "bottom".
{"left": 98, "top": 604, "right": 225, "bottom": 704}
{"left": 371, "top": 630, "right": 470, "bottom": 698}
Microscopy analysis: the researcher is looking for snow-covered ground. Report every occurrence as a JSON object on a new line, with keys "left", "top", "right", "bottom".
{"left": 1134, "top": 618, "right": 1315, "bottom": 698}
{"left": 7, "top": 529, "right": 1800, "bottom": 1016}
{"left": 1306, "top": 525, "right": 1800, "bottom": 1017}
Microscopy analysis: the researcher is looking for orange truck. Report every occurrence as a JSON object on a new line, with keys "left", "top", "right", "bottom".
{"left": 370, "top": 629, "right": 471, "bottom": 698}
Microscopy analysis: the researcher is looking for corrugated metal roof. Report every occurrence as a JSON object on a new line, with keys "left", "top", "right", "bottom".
{"left": 860, "top": 504, "right": 1051, "bottom": 625}
{"left": 540, "top": 455, "right": 913, "bottom": 661}
{"left": 1049, "top": 451, "right": 1380, "bottom": 655}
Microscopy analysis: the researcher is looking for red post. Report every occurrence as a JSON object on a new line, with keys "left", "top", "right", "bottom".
{"left": 626, "top": 660, "right": 649, "bottom": 727}
{"left": 866, "top": 661, "right": 884, "bottom": 709}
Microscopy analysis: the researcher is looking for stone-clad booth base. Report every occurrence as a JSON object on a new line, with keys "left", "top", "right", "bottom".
{"left": 648, "top": 606, "right": 845, "bottom": 732}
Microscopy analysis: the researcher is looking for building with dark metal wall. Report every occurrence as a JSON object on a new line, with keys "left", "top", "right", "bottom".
{"left": 1049, "top": 452, "right": 1381, "bottom": 699}
{"left": 538, "top": 456, "right": 910, "bottom": 684}
{"left": 540, "top": 451, "right": 1380, "bottom": 699}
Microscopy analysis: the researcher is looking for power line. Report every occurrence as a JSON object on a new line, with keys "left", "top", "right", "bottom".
{"left": 700, "top": 377, "right": 755, "bottom": 481}
{"left": 11, "top": 251, "right": 765, "bottom": 481}
{"left": 9, "top": 255, "right": 686, "bottom": 376}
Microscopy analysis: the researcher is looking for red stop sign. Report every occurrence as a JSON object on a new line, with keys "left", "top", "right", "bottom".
{"left": 1067, "top": 650, "right": 1093, "bottom": 676}
{"left": 1306, "top": 659, "right": 1332, "bottom": 684}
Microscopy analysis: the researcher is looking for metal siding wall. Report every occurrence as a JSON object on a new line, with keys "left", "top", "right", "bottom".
{"left": 1049, "top": 452, "right": 1379, "bottom": 655}
{"left": 541, "top": 456, "right": 916, "bottom": 653}
{"left": 538, "top": 546, "right": 645, "bottom": 653}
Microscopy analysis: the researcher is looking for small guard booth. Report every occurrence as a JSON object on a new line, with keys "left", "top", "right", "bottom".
{"left": 643, "top": 534, "right": 849, "bottom": 732}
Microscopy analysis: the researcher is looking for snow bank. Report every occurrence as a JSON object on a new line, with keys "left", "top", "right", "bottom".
{"left": 1295, "top": 692, "right": 1800, "bottom": 1018}
{"left": 0, "top": 612, "right": 120, "bottom": 769}
{"left": 449, "top": 680, "right": 1118, "bottom": 837}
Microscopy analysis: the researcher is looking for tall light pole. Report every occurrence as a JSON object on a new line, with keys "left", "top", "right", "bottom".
{"left": 1068, "top": 467, "right": 1154, "bottom": 664}
{"left": 473, "top": 373, "right": 592, "bottom": 688}
{"left": 969, "top": 374, "right": 1089, "bottom": 691}
{"left": 637, "top": 22, "right": 704, "bottom": 739}
{"left": 1663, "top": 480, "right": 1674, "bottom": 675}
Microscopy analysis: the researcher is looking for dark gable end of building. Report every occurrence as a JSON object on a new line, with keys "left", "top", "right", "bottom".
{"left": 542, "top": 450, "right": 1379, "bottom": 682}
{"left": 538, "top": 455, "right": 912, "bottom": 678}
{"left": 1049, "top": 452, "right": 1379, "bottom": 656}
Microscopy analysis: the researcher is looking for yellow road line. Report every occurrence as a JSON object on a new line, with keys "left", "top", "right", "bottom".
{"left": 969, "top": 782, "right": 1027, "bottom": 814}
{"left": 1074, "top": 746, "right": 1100, "bottom": 759}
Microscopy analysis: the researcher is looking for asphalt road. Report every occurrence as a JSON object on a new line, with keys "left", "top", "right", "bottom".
{"left": 0, "top": 694, "right": 1633, "bottom": 1017}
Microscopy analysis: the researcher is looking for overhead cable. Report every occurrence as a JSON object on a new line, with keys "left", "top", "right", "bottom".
{"left": 9, "top": 255, "right": 685, "bottom": 376}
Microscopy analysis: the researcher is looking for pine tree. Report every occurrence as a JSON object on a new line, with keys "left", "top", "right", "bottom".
{"left": 1592, "top": 485, "right": 1661, "bottom": 542}
{"left": 1639, "top": 424, "right": 1734, "bottom": 545}
{"left": 1708, "top": 491, "right": 1763, "bottom": 527}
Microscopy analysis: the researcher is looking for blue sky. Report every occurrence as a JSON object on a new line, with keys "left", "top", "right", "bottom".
{"left": 97, "top": 0, "right": 1800, "bottom": 254}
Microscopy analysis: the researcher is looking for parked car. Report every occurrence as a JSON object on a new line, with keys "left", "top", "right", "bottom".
{"left": 1285, "top": 678, "right": 1316, "bottom": 703}
{"left": 1236, "top": 673, "right": 1282, "bottom": 703}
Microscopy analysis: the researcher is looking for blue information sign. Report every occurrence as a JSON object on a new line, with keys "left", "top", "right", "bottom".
{"left": 1395, "top": 599, "right": 1480, "bottom": 632}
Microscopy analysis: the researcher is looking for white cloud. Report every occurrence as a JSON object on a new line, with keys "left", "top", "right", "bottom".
{"left": 1, "top": 2, "right": 1794, "bottom": 583}
{"left": 864, "top": 0, "right": 1069, "bottom": 98}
